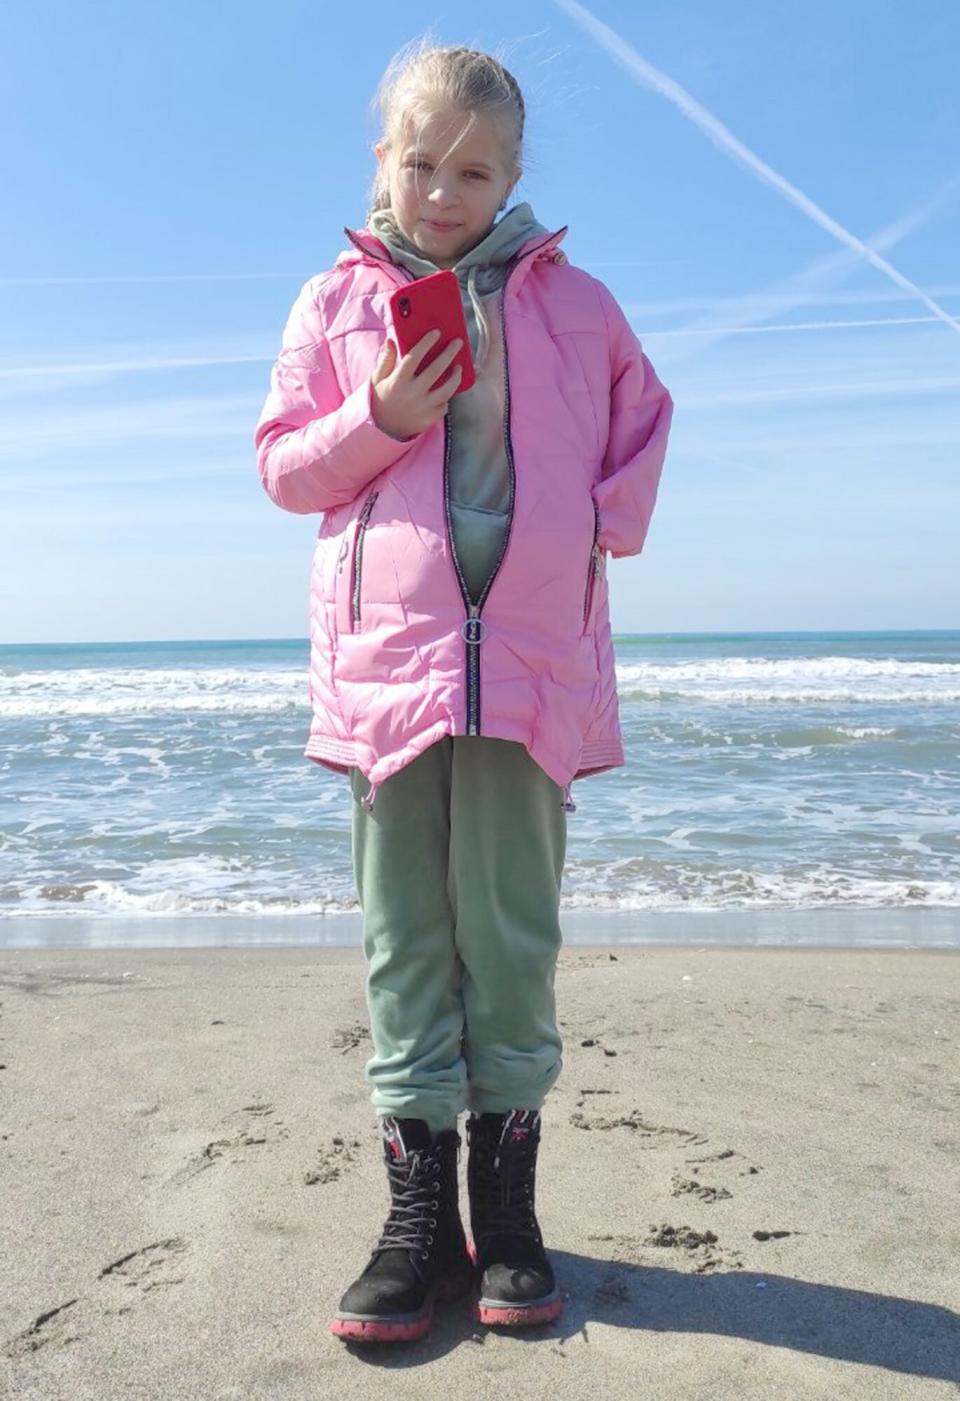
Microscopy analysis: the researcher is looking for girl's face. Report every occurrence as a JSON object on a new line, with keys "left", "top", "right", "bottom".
{"left": 375, "top": 108, "right": 520, "bottom": 268}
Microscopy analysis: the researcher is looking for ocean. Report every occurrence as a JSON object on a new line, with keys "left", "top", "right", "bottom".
{"left": 2, "top": 632, "right": 958, "bottom": 950}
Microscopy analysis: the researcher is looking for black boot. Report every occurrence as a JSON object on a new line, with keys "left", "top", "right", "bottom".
{"left": 466, "top": 1109, "right": 564, "bottom": 1326}
{"left": 329, "top": 1116, "right": 476, "bottom": 1342}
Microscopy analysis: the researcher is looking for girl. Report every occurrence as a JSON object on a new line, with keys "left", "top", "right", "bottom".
{"left": 254, "top": 39, "right": 673, "bottom": 1343}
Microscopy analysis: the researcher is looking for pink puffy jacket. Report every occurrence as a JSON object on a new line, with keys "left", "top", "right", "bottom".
{"left": 254, "top": 222, "right": 673, "bottom": 812}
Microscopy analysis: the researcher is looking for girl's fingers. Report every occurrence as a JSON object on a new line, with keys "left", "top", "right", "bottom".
{"left": 427, "top": 362, "right": 463, "bottom": 399}
{"left": 402, "top": 327, "right": 443, "bottom": 375}
{"left": 407, "top": 335, "right": 463, "bottom": 383}
{"left": 372, "top": 339, "right": 397, "bottom": 382}
{"left": 414, "top": 340, "right": 461, "bottom": 392}
{"left": 420, "top": 337, "right": 462, "bottom": 378}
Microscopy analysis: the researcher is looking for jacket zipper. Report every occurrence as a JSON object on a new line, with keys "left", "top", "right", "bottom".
{"left": 441, "top": 414, "right": 484, "bottom": 732}
{"left": 351, "top": 489, "right": 379, "bottom": 629}
{"left": 443, "top": 268, "right": 516, "bottom": 736}
{"left": 345, "top": 226, "right": 567, "bottom": 743}
{"left": 446, "top": 232, "right": 565, "bottom": 735}
{"left": 582, "top": 499, "right": 601, "bottom": 633}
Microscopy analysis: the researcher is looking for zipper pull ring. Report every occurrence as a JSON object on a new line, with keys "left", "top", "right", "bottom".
{"left": 459, "top": 604, "right": 488, "bottom": 645}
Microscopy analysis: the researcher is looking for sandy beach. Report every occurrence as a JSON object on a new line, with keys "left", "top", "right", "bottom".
{"left": 0, "top": 943, "right": 957, "bottom": 1399}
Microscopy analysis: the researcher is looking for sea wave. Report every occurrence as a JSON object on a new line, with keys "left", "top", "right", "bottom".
{"left": 4, "top": 654, "right": 960, "bottom": 717}
{"left": 5, "top": 868, "right": 957, "bottom": 917}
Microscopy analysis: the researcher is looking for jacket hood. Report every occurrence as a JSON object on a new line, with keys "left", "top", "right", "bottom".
{"left": 366, "top": 201, "right": 550, "bottom": 279}
{"left": 340, "top": 203, "right": 567, "bottom": 371}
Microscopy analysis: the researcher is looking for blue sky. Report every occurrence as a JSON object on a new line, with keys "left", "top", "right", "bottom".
{"left": 2, "top": 0, "right": 958, "bottom": 643}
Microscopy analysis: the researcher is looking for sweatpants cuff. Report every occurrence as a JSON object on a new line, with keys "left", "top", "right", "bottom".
{"left": 467, "top": 1091, "right": 547, "bottom": 1116}
{"left": 374, "top": 1107, "right": 459, "bottom": 1135}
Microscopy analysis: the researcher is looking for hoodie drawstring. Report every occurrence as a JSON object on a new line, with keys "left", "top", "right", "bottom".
{"left": 360, "top": 780, "right": 380, "bottom": 813}
{"left": 465, "top": 263, "right": 489, "bottom": 373}
{"left": 562, "top": 782, "right": 577, "bottom": 812}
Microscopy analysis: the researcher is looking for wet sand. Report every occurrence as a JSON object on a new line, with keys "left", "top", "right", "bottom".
{"left": 0, "top": 944, "right": 958, "bottom": 1398}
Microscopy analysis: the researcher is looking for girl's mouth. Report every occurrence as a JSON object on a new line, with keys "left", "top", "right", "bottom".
{"left": 423, "top": 219, "right": 461, "bottom": 231}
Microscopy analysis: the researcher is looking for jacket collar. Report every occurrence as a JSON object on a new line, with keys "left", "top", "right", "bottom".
{"left": 337, "top": 223, "right": 570, "bottom": 294}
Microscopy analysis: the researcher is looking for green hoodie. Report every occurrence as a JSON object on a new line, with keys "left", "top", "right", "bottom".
{"left": 367, "top": 202, "right": 551, "bottom": 606}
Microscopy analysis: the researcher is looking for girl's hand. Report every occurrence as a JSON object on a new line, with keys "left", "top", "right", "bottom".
{"left": 370, "top": 329, "right": 463, "bottom": 440}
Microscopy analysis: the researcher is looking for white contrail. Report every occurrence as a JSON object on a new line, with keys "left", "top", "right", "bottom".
{"left": 0, "top": 317, "right": 938, "bottom": 384}
{"left": 652, "top": 173, "right": 960, "bottom": 362}
{"left": 623, "top": 284, "right": 960, "bottom": 317}
{"left": 649, "top": 315, "right": 942, "bottom": 339}
{"left": 551, "top": 0, "right": 960, "bottom": 337}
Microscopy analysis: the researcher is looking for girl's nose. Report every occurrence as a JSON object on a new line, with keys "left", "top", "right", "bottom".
{"left": 426, "top": 179, "right": 456, "bottom": 206}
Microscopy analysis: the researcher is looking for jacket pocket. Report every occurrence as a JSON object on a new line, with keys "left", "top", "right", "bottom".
{"left": 581, "top": 497, "right": 604, "bottom": 635}
{"left": 335, "top": 488, "right": 379, "bottom": 635}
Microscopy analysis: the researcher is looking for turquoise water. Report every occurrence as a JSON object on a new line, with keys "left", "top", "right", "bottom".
{"left": 1, "top": 632, "right": 958, "bottom": 948}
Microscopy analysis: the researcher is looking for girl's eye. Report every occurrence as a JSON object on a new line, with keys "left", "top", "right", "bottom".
{"left": 405, "top": 160, "right": 486, "bottom": 179}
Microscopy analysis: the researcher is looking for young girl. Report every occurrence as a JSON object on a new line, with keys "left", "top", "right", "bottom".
{"left": 254, "top": 39, "right": 673, "bottom": 1343}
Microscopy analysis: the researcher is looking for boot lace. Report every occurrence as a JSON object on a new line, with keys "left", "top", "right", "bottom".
{"left": 372, "top": 1150, "right": 442, "bottom": 1260}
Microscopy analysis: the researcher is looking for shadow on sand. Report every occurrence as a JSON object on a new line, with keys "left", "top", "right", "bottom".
{"left": 338, "top": 1249, "right": 960, "bottom": 1384}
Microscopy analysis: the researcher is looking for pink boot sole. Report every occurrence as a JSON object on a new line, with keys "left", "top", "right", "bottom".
{"left": 474, "top": 1295, "right": 565, "bottom": 1326}
{"left": 329, "top": 1313, "right": 433, "bottom": 1343}
{"left": 329, "top": 1269, "right": 474, "bottom": 1344}
{"left": 466, "top": 1237, "right": 565, "bottom": 1327}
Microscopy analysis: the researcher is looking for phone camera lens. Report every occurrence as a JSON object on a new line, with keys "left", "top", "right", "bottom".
{"left": 398, "top": 297, "right": 411, "bottom": 317}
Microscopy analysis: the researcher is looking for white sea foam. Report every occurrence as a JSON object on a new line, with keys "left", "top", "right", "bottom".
{"left": 0, "top": 667, "right": 306, "bottom": 719}
{"left": 615, "top": 655, "right": 960, "bottom": 704}
{"left": 4, "top": 655, "right": 959, "bottom": 717}
{"left": 561, "top": 866, "right": 960, "bottom": 912}
{"left": 15, "top": 878, "right": 355, "bottom": 918}
{"left": 9, "top": 867, "right": 958, "bottom": 917}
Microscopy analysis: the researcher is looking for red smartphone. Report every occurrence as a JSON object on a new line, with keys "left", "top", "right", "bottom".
{"left": 388, "top": 268, "right": 476, "bottom": 395}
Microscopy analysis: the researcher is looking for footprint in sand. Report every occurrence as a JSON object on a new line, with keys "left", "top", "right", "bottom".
{"left": 331, "top": 1025, "right": 371, "bottom": 1053}
{"left": 305, "top": 1135, "right": 362, "bottom": 1185}
{"left": 166, "top": 1103, "right": 290, "bottom": 1185}
{"left": 588, "top": 1223, "right": 743, "bottom": 1274}
{"left": 2, "top": 1239, "right": 189, "bottom": 1359}
{"left": 570, "top": 1104, "right": 707, "bottom": 1148}
{"left": 670, "top": 1171, "right": 733, "bottom": 1203}
{"left": 97, "top": 1237, "right": 189, "bottom": 1302}
{"left": 644, "top": 1222, "right": 744, "bottom": 1273}
{"left": 3, "top": 1298, "right": 82, "bottom": 1359}
{"left": 685, "top": 1146, "right": 762, "bottom": 1177}
{"left": 574, "top": 1088, "right": 615, "bottom": 1108}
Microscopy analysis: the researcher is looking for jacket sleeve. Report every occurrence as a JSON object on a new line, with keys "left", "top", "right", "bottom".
{"left": 254, "top": 276, "right": 422, "bottom": 515}
{"left": 591, "top": 277, "right": 674, "bottom": 559}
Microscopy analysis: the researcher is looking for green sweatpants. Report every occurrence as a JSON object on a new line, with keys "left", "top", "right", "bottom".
{"left": 349, "top": 736, "right": 567, "bottom": 1134}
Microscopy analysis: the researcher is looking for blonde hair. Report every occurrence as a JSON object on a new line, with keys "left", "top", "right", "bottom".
{"left": 366, "top": 36, "right": 527, "bottom": 222}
